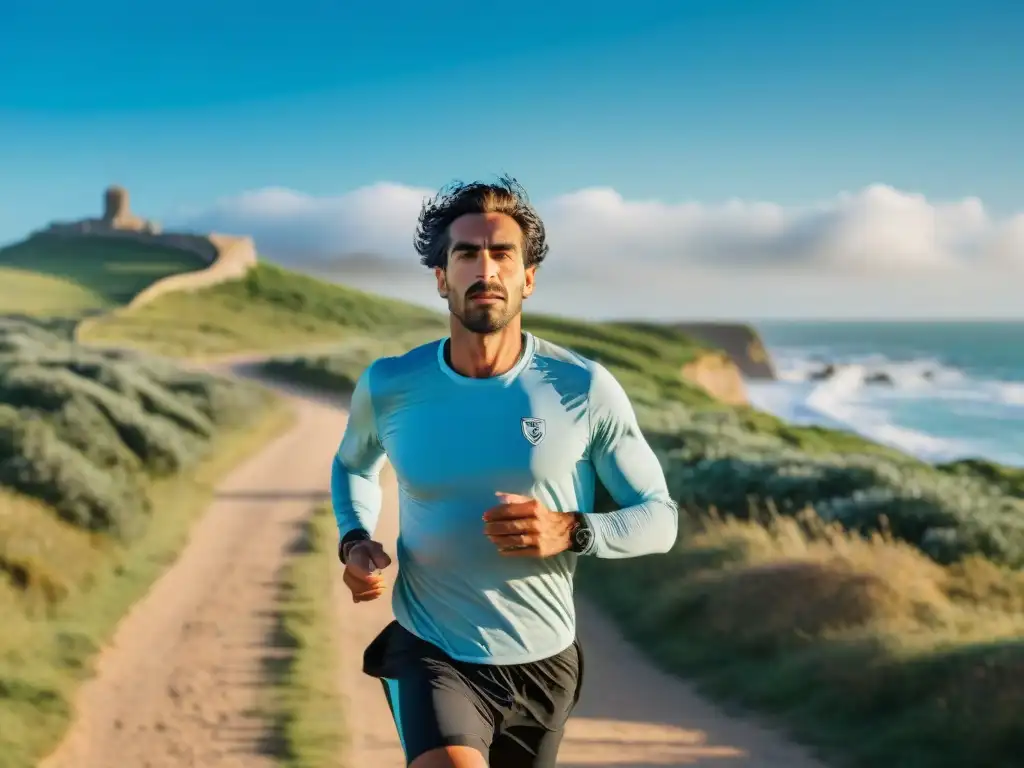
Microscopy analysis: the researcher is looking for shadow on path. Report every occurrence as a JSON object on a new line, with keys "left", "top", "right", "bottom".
{"left": 216, "top": 490, "right": 331, "bottom": 503}
{"left": 251, "top": 517, "right": 316, "bottom": 759}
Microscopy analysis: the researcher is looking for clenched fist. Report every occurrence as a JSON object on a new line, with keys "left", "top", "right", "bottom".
{"left": 341, "top": 539, "right": 392, "bottom": 603}
{"left": 483, "top": 492, "right": 575, "bottom": 558}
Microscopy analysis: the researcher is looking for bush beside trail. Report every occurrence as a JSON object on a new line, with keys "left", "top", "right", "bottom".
{"left": 0, "top": 316, "right": 273, "bottom": 592}
{"left": 636, "top": 400, "right": 1024, "bottom": 569}
{"left": 262, "top": 335, "right": 417, "bottom": 397}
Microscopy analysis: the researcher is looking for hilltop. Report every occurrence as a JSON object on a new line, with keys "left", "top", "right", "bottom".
{"left": 0, "top": 185, "right": 256, "bottom": 318}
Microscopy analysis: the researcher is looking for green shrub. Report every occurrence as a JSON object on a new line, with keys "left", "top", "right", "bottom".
{"left": 624, "top": 402, "right": 1023, "bottom": 568}
{"left": 47, "top": 394, "right": 143, "bottom": 472}
{"left": 136, "top": 356, "right": 269, "bottom": 427}
{"left": 0, "top": 317, "right": 273, "bottom": 538}
{"left": 0, "top": 364, "right": 201, "bottom": 475}
{"left": 0, "top": 404, "right": 147, "bottom": 535}
{"left": 61, "top": 359, "right": 215, "bottom": 437}
{"left": 262, "top": 335, "right": 401, "bottom": 394}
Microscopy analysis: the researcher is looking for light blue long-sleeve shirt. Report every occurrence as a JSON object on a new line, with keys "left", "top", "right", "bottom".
{"left": 331, "top": 331, "right": 678, "bottom": 665}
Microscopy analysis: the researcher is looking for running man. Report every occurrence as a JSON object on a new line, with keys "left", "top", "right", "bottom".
{"left": 331, "top": 176, "right": 678, "bottom": 768}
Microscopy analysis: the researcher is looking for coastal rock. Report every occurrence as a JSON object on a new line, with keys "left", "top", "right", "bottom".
{"left": 809, "top": 364, "right": 838, "bottom": 381}
{"left": 673, "top": 323, "right": 777, "bottom": 380}
{"left": 807, "top": 364, "right": 902, "bottom": 387}
{"left": 681, "top": 351, "right": 749, "bottom": 406}
{"left": 864, "top": 372, "right": 895, "bottom": 386}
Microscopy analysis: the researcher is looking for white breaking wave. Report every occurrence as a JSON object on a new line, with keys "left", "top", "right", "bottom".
{"left": 802, "top": 364, "right": 972, "bottom": 460}
{"left": 774, "top": 351, "right": 966, "bottom": 389}
{"left": 746, "top": 352, "right": 1024, "bottom": 466}
{"left": 995, "top": 383, "right": 1024, "bottom": 406}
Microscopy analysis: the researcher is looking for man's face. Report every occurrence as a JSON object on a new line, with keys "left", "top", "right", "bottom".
{"left": 435, "top": 212, "right": 536, "bottom": 334}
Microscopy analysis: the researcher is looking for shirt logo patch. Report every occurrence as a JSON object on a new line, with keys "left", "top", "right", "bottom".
{"left": 521, "top": 417, "right": 546, "bottom": 446}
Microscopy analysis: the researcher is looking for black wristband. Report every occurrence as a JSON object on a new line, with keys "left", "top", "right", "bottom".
{"left": 338, "top": 528, "right": 371, "bottom": 563}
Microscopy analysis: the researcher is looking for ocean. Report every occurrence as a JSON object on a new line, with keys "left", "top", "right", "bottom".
{"left": 746, "top": 321, "right": 1024, "bottom": 468}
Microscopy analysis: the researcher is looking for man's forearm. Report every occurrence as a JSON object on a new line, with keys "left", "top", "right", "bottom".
{"left": 577, "top": 496, "right": 678, "bottom": 558}
{"left": 331, "top": 361, "right": 386, "bottom": 544}
{"left": 584, "top": 362, "right": 680, "bottom": 559}
{"left": 331, "top": 453, "right": 383, "bottom": 540}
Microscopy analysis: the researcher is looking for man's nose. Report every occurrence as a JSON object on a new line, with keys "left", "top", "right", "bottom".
{"left": 475, "top": 252, "right": 501, "bottom": 280}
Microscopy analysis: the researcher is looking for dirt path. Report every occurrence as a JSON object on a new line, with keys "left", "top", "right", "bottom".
{"left": 40, "top": 368, "right": 827, "bottom": 768}
{"left": 37, "top": 382, "right": 344, "bottom": 768}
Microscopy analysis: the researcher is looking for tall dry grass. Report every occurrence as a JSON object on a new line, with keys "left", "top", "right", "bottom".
{"left": 578, "top": 506, "right": 1024, "bottom": 767}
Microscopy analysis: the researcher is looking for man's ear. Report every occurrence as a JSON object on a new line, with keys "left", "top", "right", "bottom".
{"left": 522, "top": 264, "right": 537, "bottom": 298}
{"left": 435, "top": 267, "right": 448, "bottom": 298}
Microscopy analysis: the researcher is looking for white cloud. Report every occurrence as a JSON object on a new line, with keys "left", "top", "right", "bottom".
{"left": 165, "top": 181, "right": 1023, "bottom": 276}
{"left": 168, "top": 182, "right": 434, "bottom": 263}
{"left": 985, "top": 213, "right": 1024, "bottom": 267}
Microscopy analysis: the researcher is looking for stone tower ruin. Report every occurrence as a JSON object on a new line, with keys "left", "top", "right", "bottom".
{"left": 37, "top": 184, "right": 164, "bottom": 235}
{"left": 103, "top": 185, "right": 130, "bottom": 223}
{"left": 89, "top": 184, "right": 158, "bottom": 233}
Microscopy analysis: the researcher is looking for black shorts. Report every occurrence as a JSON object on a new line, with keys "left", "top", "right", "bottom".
{"left": 363, "top": 621, "right": 584, "bottom": 767}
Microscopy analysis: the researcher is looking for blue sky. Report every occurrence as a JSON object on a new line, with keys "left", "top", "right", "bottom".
{"left": 1, "top": 0, "right": 1021, "bottom": 317}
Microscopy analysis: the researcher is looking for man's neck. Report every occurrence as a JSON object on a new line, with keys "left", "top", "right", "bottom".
{"left": 446, "top": 319, "right": 525, "bottom": 379}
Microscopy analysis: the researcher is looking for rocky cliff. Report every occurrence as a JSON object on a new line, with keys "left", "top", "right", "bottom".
{"left": 680, "top": 350, "right": 751, "bottom": 405}
{"left": 674, "top": 322, "right": 776, "bottom": 380}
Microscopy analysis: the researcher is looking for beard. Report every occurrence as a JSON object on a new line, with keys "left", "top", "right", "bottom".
{"left": 450, "top": 280, "right": 523, "bottom": 334}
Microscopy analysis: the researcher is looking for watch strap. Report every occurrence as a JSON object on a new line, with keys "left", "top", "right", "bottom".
{"left": 338, "top": 528, "right": 372, "bottom": 563}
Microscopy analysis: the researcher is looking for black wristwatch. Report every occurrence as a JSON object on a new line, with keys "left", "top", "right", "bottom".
{"left": 567, "top": 513, "right": 595, "bottom": 554}
{"left": 338, "top": 528, "right": 371, "bottom": 563}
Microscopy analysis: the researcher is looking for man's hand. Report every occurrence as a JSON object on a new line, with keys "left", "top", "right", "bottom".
{"left": 341, "top": 540, "right": 392, "bottom": 603}
{"left": 483, "top": 492, "right": 575, "bottom": 558}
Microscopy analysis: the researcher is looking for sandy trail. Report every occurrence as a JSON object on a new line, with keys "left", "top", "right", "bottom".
{"left": 40, "top": 367, "right": 825, "bottom": 768}
{"left": 38, "top": 382, "right": 343, "bottom": 768}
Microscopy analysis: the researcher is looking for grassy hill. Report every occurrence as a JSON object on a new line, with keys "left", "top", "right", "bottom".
{"left": 4, "top": 240, "right": 1024, "bottom": 767}
{"left": 77, "top": 261, "right": 449, "bottom": 359}
{"left": 0, "top": 233, "right": 209, "bottom": 317}
{"left": 77, "top": 261, "right": 714, "bottom": 404}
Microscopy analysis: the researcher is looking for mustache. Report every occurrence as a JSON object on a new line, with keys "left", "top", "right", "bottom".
{"left": 465, "top": 281, "right": 507, "bottom": 300}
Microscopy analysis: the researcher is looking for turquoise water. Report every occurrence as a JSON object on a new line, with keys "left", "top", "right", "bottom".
{"left": 746, "top": 321, "right": 1024, "bottom": 467}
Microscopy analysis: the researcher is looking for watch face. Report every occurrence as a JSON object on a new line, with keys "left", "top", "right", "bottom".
{"left": 575, "top": 526, "right": 594, "bottom": 550}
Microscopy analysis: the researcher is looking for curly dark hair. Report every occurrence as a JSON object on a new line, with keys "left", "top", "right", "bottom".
{"left": 413, "top": 174, "right": 549, "bottom": 270}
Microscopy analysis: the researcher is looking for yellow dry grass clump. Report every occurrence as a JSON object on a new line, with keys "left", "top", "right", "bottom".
{"left": 691, "top": 509, "right": 1024, "bottom": 644}
{"left": 0, "top": 491, "right": 108, "bottom": 608}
